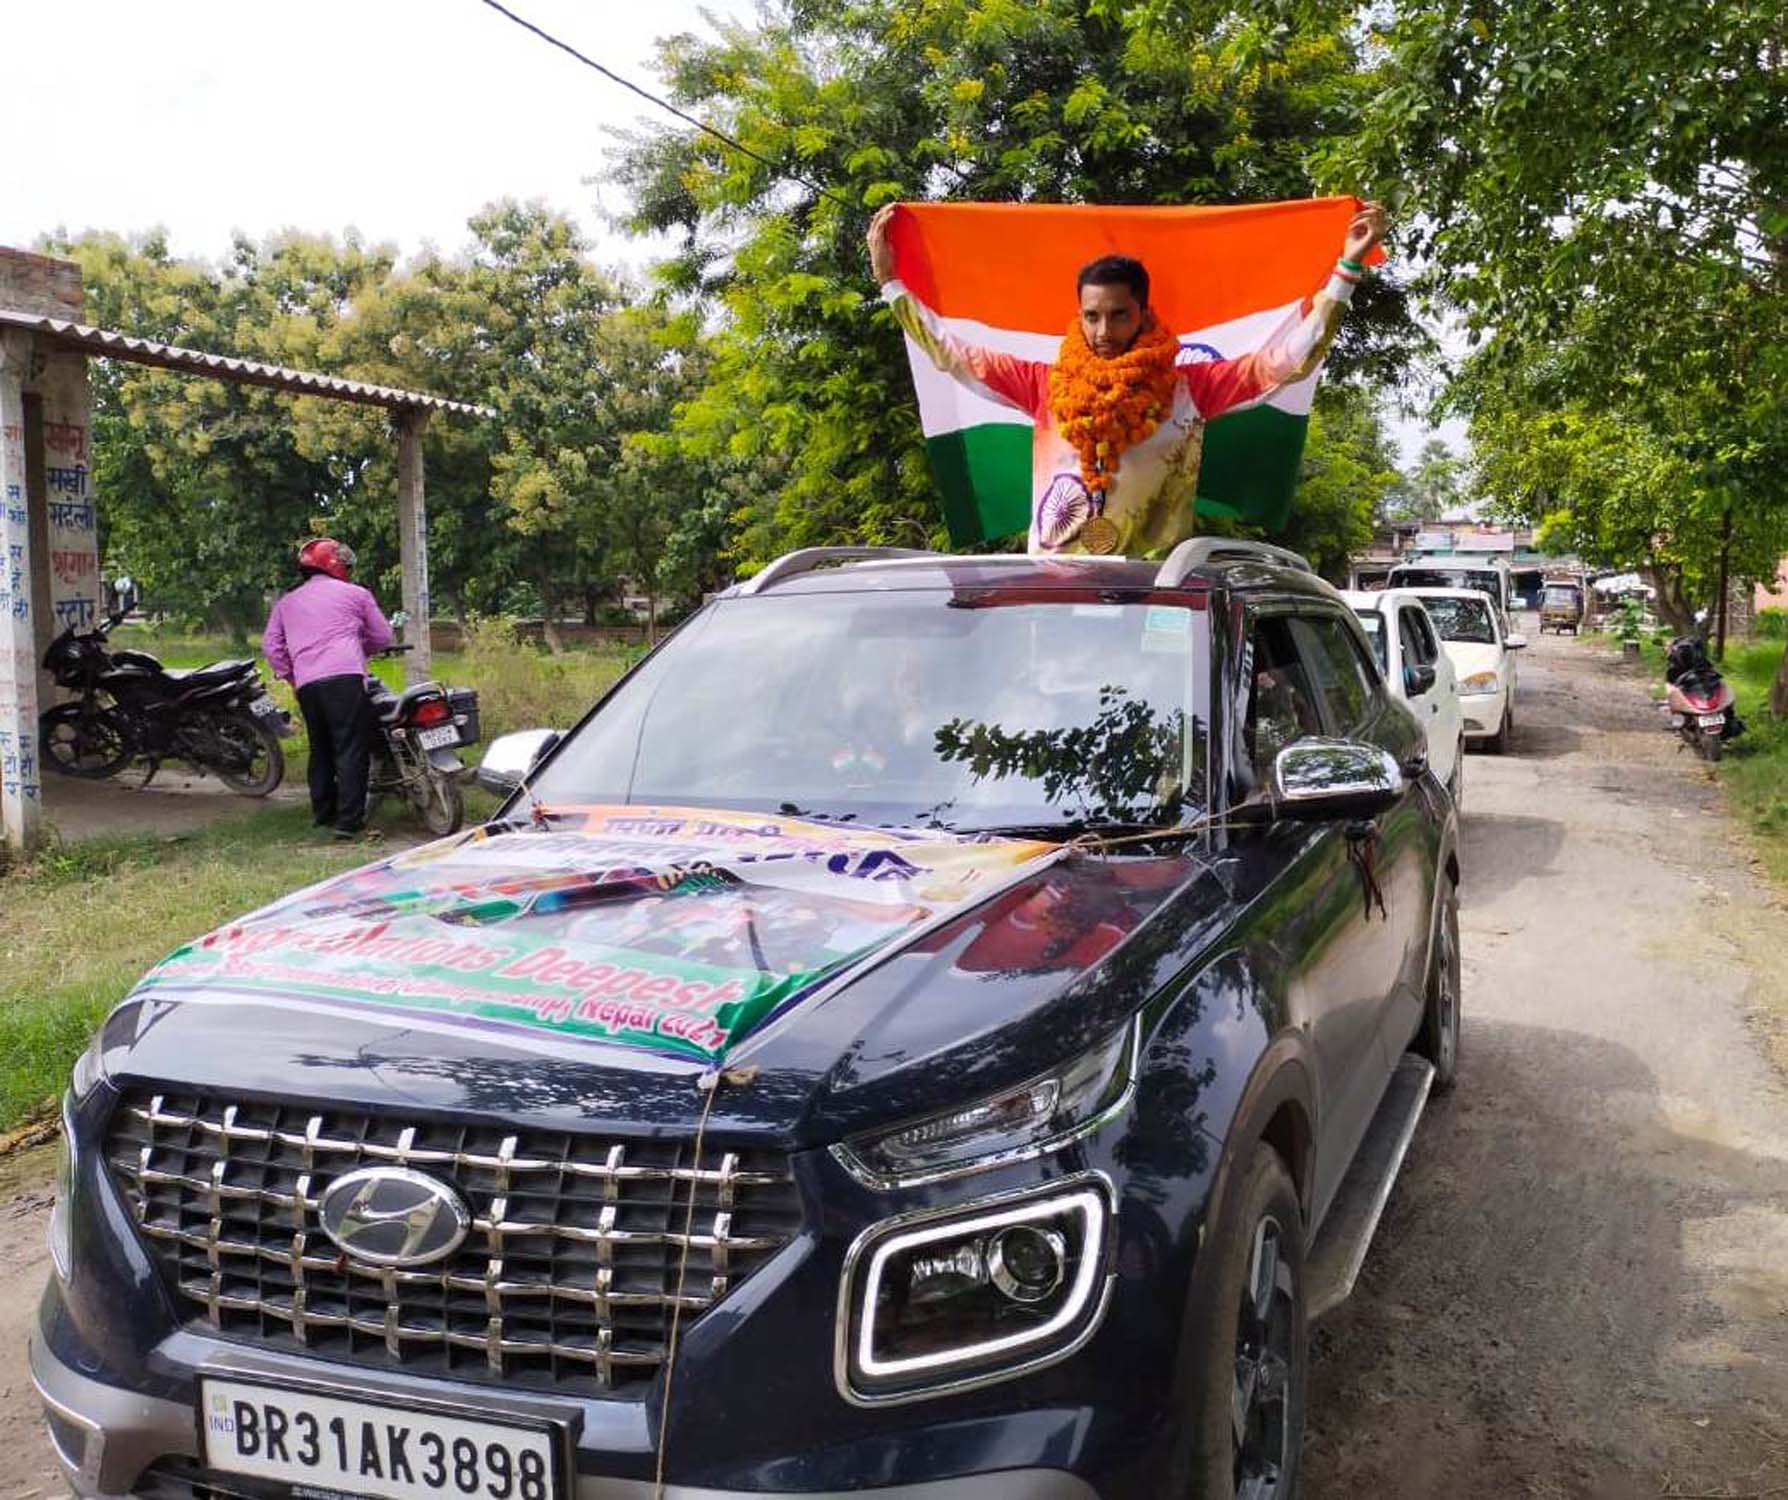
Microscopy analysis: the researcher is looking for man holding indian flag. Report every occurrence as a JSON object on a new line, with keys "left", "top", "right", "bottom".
{"left": 867, "top": 197, "right": 1387, "bottom": 556}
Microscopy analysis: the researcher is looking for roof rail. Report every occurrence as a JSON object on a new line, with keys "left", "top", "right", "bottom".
{"left": 1153, "top": 537, "right": 1313, "bottom": 589}
{"left": 736, "top": 546, "right": 942, "bottom": 596}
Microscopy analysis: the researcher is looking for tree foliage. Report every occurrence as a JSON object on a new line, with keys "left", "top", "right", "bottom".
{"left": 48, "top": 207, "right": 724, "bottom": 641}
{"left": 1328, "top": 0, "right": 1788, "bottom": 681}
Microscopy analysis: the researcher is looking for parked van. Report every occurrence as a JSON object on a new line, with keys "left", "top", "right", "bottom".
{"left": 1389, "top": 554, "right": 1513, "bottom": 621}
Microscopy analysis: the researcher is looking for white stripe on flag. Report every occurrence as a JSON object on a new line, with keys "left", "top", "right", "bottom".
{"left": 903, "top": 300, "right": 1321, "bottom": 440}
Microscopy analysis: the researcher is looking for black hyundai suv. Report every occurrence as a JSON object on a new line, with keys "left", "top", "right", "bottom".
{"left": 34, "top": 540, "right": 1460, "bottom": 1500}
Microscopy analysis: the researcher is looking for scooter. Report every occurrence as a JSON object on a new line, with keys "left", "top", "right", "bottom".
{"left": 364, "top": 646, "right": 482, "bottom": 835}
{"left": 1663, "top": 635, "right": 1744, "bottom": 763}
{"left": 39, "top": 579, "right": 292, "bottom": 794}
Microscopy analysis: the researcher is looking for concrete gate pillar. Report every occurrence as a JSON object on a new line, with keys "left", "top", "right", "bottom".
{"left": 0, "top": 248, "right": 99, "bottom": 854}
{"left": 0, "top": 330, "right": 41, "bottom": 852}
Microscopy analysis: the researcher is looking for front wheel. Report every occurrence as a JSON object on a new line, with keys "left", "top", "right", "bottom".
{"left": 213, "top": 714, "right": 285, "bottom": 796}
{"left": 1416, "top": 881, "right": 1461, "bottom": 1090}
{"left": 410, "top": 767, "right": 464, "bottom": 836}
{"left": 1183, "top": 1148, "right": 1307, "bottom": 1500}
{"left": 39, "top": 702, "right": 134, "bottom": 779}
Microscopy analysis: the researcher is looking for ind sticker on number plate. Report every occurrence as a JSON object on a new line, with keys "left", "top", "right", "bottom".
{"left": 131, "top": 806, "right": 1059, "bottom": 1062}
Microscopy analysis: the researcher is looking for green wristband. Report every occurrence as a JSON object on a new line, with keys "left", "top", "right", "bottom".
{"left": 1338, "top": 256, "right": 1367, "bottom": 274}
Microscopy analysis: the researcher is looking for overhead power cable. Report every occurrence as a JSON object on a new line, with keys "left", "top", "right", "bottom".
{"left": 475, "top": 0, "right": 854, "bottom": 210}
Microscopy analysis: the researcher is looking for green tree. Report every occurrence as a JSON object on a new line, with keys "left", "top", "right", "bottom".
{"left": 616, "top": 0, "right": 1417, "bottom": 569}
{"left": 1381, "top": 436, "right": 1462, "bottom": 524}
{"left": 50, "top": 230, "right": 399, "bottom": 638}
{"left": 1326, "top": 0, "right": 1788, "bottom": 688}
{"left": 1274, "top": 386, "right": 1401, "bottom": 579}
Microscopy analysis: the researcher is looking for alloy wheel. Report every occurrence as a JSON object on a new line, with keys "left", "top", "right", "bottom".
{"left": 1233, "top": 1214, "right": 1296, "bottom": 1500}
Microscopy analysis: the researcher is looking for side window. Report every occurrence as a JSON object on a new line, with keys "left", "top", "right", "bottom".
{"left": 1413, "top": 608, "right": 1441, "bottom": 663}
{"left": 1243, "top": 616, "right": 1325, "bottom": 787}
{"left": 1398, "top": 608, "right": 1433, "bottom": 668}
{"left": 1289, "top": 614, "right": 1374, "bottom": 734}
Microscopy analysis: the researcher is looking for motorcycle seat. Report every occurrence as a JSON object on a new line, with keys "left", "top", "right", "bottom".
{"left": 163, "top": 659, "right": 256, "bottom": 684}
{"left": 368, "top": 681, "right": 443, "bottom": 723}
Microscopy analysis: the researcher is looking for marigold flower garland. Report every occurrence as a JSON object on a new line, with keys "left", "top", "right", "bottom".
{"left": 1047, "top": 314, "right": 1181, "bottom": 499}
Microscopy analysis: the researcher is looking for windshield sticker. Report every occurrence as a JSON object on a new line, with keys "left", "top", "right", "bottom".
{"left": 133, "top": 808, "right": 1059, "bottom": 1063}
{"left": 1142, "top": 605, "right": 1191, "bottom": 655}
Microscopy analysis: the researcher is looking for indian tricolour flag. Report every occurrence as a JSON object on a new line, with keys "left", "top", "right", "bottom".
{"left": 887, "top": 196, "right": 1375, "bottom": 546}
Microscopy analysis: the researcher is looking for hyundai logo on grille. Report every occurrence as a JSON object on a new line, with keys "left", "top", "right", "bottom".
{"left": 317, "top": 1167, "right": 470, "bottom": 1267}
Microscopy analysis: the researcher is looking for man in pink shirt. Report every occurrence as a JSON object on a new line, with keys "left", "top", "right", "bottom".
{"left": 262, "top": 538, "right": 393, "bottom": 837}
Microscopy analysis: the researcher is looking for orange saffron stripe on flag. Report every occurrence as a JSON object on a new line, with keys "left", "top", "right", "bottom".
{"left": 890, "top": 197, "right": 1379, "bottom": 334}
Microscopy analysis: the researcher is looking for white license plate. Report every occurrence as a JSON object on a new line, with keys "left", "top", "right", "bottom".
{"left": 1698, "top": 713, "right": 1726, "bottom": 728}
{"left": 417, "top": 724, "right": 461, "bottom": 749}
{"left": 201, "top": 1378, "right": 564, "bottom": 1500}
{"left": 249, "top": 696, "right": 282, "bottom": 717}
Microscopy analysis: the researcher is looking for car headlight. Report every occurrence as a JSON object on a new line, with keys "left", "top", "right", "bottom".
{"left": 70, "top": 1027, "right": 107, "bottom": 1101}
{"left": 836, "top": 1175, "right": 1115, "bottom": 1404}
{"left": 1460, "top": 671, "right": 1500, "bottom": 693}
{"left": 48, "top": 1102, "right": 75, "bottom": 1281}
{"left": 831, "top": 1019, "right": 1138, "bottom": 1190}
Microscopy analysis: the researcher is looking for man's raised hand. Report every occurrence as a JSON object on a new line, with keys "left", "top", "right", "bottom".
{"left": 867, "top": 204, "right": 898, "bottom": 284}
{"left": 1344, "top": 202, "right": 1388, "bottom": 262}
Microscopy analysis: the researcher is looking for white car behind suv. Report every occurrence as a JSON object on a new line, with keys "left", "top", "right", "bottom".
{"left": 1408, "top": 586, "right": 1526, "bottom": 753}
{"left": 1344, "top": 588, "right": 1465, "bottom": 803}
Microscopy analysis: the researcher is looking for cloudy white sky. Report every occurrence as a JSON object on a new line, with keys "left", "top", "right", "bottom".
{"left": 6, "top": 0, "right": 1458, "bottom": 459}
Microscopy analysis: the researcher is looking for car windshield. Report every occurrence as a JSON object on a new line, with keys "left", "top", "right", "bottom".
{"left": 1352, "top": 610, "right": 1388, "bottom": 671}
{"left": 528, "top": 593, "right": 1208, "bottom": 834}
{"left": 1543, "top": 587, "right": 1579, "bottom": 607}
{"left": 1420, "top": 595, "right": 1497, "bottom": 645}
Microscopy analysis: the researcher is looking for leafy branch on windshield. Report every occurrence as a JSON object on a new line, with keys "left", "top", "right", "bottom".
{"left": 933, "top": 687, "right": 1193, "bottom": 827}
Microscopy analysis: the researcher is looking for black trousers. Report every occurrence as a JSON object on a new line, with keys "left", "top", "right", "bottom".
{"left": 296, "top": 673, "right": 374, "bottom": 832}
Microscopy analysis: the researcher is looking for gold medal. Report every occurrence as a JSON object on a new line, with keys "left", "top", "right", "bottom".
{"left": 1079, "top": 516, "right": 1119, "bottom": 554}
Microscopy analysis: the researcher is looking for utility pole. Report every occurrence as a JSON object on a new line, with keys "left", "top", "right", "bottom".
{"left": 1715, "top": 507, "right": 1732, "bottom": 661}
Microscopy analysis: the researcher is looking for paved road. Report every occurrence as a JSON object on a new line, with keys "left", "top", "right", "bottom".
{"left": 1306, "top": 626, "right": 1788, "bottom": 1497}
{"left": 1, "top": 628, "right": 1783, "bottom": 1497}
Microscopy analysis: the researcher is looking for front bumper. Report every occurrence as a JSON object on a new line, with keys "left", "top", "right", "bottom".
{"left": 1459, "top": 689, "right": 1505, "bottom": 738}
{"left": 28, "top": 1332, "right": 1097, "bottom": 1499}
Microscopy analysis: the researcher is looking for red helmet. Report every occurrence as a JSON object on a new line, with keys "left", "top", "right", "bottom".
{"left": 297, "top": 537, "right": 355, "bottom": 581}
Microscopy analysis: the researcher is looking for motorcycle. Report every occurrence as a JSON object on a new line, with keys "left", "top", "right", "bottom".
{"left": 364, "top": 645, "right": 482, "bottom": 836}
{"left": 39, "top": 580, "right": 293, "bottom": 794}
{"left": 1663, "top": 634, "right": 1744, "bottom": 763}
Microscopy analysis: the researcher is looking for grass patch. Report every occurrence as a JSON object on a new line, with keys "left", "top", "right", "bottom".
{"left": 1717, "top": 640, "right": 1788, "bottom": 886}
{"left": 0, "top": 804, "right": 404, "bottom": 1130}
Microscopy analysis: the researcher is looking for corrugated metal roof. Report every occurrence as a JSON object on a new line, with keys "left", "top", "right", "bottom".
{"left": 0, "top": 307, "right": 494, "bottom": 417}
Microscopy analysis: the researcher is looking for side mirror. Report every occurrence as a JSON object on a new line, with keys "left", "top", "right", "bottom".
{"left": 112, "top": 576, "right": 139, "bottom": 614}
{"left": 475, "top": 728, "right": 563, "bottom": 798}
{"left": 1504, "top": 633, "right": 1528, "bottom": 650}
{"left": 1271, "top": 738, "right": 1404, "bottom": 823}
{"left": 1403, "top": 662, "right": 1437, "bottom": 697}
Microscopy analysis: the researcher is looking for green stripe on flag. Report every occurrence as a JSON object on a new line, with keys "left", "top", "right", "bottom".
{"left": 923, "top": 427, "right": 1032, "bottom": 545}
{"left": 1196, "top": 405, "right": 1309, "bottom": 532}
{"left": 924, "top": 405, "right": 1310, "bottom": 548}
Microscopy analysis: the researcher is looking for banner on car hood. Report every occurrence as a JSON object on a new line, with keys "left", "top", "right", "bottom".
{"left": 134, "top": 807, "right": 1060, "bottom": 1062}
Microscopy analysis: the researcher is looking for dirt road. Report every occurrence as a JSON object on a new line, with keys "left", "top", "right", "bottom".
{"left": 1307, "top": 627, "right": 1788, "bottom": 1497}
{"left": 0, "top": 629, "right": 1782, "bottom": 1496}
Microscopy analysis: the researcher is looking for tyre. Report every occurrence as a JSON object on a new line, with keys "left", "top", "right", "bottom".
{"left": 411, "top": 769, "right": 465, "bottom": 836}
{"left": 39, "top": 702, "right": 134, "bottom": 779}
{"left": 213, "top": 714, "right": 285, "bottom": 796}
{"left": 1484, "top": 707, "right": 1510, "bottom": 755}
{"left": 1415, "top": 880, "right": 1461, "bottom": 1090}
{"left": 1700, "top": 734, "right": 1723, "bottom": 764}
{"left": 1183, "top": 1148, "right": 1307, "bottom": 1500}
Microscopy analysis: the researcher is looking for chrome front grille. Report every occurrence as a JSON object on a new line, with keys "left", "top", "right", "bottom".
{"left": 105, "top": 1091, "right": 801, "bottom": 1394}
